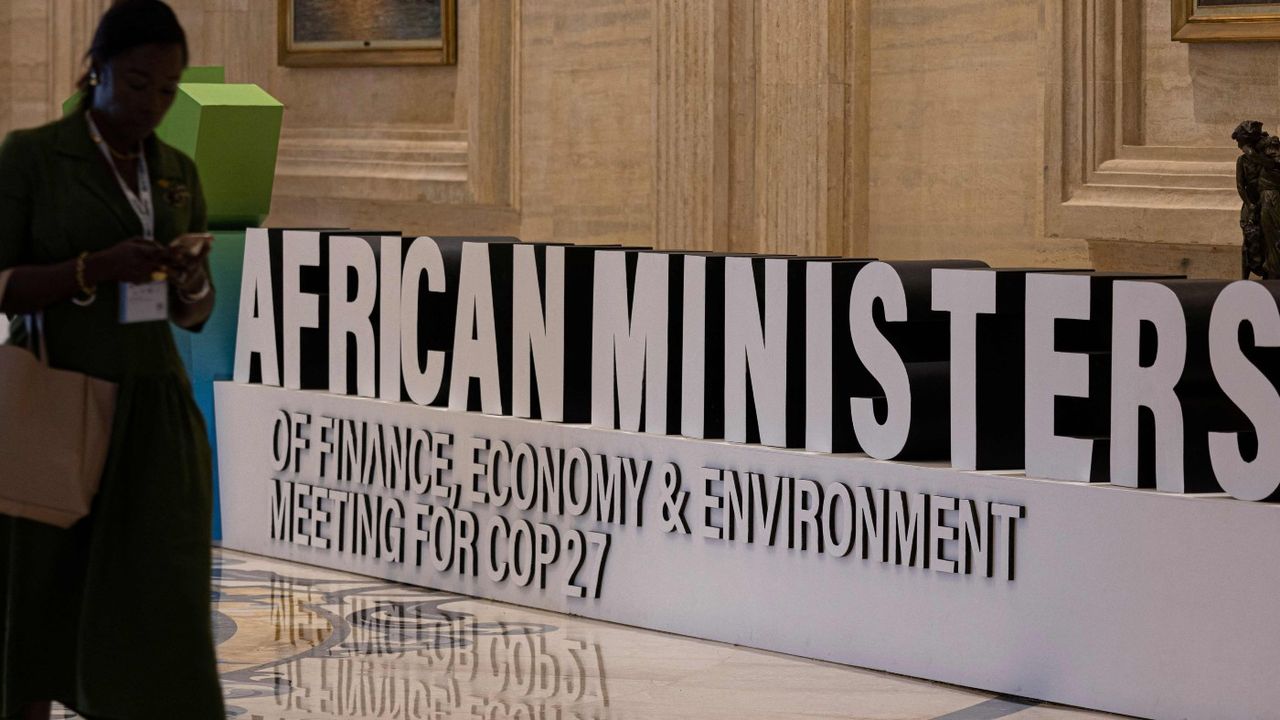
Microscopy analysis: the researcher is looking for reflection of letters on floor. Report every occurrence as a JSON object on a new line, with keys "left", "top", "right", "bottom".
{"left": 211, "top": 549, "right": 612, "bottom": 719}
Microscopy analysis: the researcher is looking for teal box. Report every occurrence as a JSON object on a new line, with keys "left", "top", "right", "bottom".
{"left": 173, "top": 230, "right": 248, "bottom": 541}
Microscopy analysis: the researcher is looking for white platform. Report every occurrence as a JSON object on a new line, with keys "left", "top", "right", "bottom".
{"left": 215, "top": 381, "right": 1280, "bottom": 720}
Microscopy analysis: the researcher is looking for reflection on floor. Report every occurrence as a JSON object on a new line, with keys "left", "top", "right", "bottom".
{"left": 52, "top": 548, "right": 1122, "bottom": 719}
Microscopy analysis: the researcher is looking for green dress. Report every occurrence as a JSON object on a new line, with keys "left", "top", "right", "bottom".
{"left": 0, "top": 113, "right": 224, "bottom": 718}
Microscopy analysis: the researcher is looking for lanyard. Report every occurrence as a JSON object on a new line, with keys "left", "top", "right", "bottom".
{"left": 85, "top": 112, "right": 155, "bottom": 241}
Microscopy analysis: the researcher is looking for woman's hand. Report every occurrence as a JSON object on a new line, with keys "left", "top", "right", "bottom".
{"left": 86, "top": 238, "right": 169, "bottom": 286}
{"left": 165, "top": 234, "right": 215, "bottom": 328}
{"left": 166, "top": 233, "right": 213, "bottom": 295}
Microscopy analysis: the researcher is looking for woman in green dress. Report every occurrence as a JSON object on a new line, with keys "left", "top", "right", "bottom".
{"left": 0, "top": 1, "right": 224, "bottom": 717}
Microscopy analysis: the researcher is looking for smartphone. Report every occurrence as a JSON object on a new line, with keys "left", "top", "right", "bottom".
{"left": 170, "top": 232, "right": 214, "bottom": 257}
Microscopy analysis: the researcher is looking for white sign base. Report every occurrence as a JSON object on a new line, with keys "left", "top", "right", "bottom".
{"left": 215, "top": 381, "right": 1280, "bottom": 720}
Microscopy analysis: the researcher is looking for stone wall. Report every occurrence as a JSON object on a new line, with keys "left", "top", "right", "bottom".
{"left": 1143, "top": 0, "right": 1280, "bottom": 148}
{"left": 1047, "top": 0, "right": 1255, "bottom": 278}
{"left": 0, "top": 5, "right": 9, "bottom": 135}
{"left": 1, "top": 0, "right": 1276, "bottom": 276}
{"left": 867, "top": 0, "right": 1077, "bottom": 265}
{"left": 0, "top": 0, "right": 113, "bottom": 137}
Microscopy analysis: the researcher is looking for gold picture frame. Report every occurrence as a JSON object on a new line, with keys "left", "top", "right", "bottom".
{"left": 277, "top": 0, "right": 457, "bottom": 67}
{"left": 1173, "top": 0, "right": 1280, "bottom": 42}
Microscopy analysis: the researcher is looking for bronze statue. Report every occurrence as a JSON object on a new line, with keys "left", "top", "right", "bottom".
{"left": 1256, "top": 134, "right": 1280, "bottom": 280}
{"left": 1234, "top": 120, "right": 1272, "bottom": 279}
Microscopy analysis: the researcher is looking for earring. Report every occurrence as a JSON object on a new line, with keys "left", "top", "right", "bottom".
{"left": 88, "top": 70, "right": 99, "bottom": 87}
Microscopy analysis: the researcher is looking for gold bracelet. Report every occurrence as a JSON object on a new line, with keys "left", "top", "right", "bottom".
{"left": 73, "top": 251, "right": 97, "bottom": 306}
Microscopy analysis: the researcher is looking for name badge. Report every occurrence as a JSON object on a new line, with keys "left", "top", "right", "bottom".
{"left": 119, "top": 281, "right": 169, "bottom": 324}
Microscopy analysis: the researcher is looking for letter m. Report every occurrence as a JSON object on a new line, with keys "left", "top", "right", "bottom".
{"left": 590, "top": 251, "right": 669, "bottom": 432}
{"left": 888, "top": 490, "right": 927, "bottom": 568}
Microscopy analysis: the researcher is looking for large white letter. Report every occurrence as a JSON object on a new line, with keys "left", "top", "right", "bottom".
{"left": 282, "top": 230, "right": 321, "bottom": 390}
{"left": 591, "top": 251, "right": 669, "bottom": 433}
{"left": 681, "top": 255, "right": 707, "bottom": 438}
{"left": 379, "top": 236, "right": 402, "bottom": 402}
{"left": 1025, "top": 273, "right": 1094, "bottom": 481}
{"left": 449, "top": 243, "right": 503, "bottom": 415}
{"left": 400, "top": 236, "right": 447, "bottom": 406}
{"left": 805, "top": 261, "right": 834, "bottom": 451}
{"left": 1110, "top": 281, "right": 1187, "bottom": 491}
{"left": 932, "top": 268, "right": 997, "bottom": 470}
{"left": 512, "top": 245, "right": 565, "bottom": 421}
{"left": 233, "top": 227, "right": 279, "bottom": 385}
{"left": 1209, "top": 281, "right": 1280, "bottom": 501}
{"left": 724, "top": 257, "right": 787, "bottom": 446}
{"left": 848, "top": 262, "right": 910, "bottom": 460}
{"left": 328, "top": 236, "right": 378, "bottom": 397}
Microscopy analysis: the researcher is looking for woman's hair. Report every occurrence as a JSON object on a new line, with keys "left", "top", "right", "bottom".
{"left": 77, "top": 0, "right": 189, "bottom": 109}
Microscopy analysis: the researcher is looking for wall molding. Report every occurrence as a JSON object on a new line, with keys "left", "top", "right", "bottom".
{"left": 1047, "top": 0, "right": 1238, "bottom": 260}
{"left": 274, "top": 126, "right": 471, "bottom": 204}
{"left": 654, "top": 0, "right": 866, "bottom": 257}
{"left": 654, "top": 0, "right": 726, "bottom": 253}
{"left": 270, "top": 0, "right": 521, "bottom": 232}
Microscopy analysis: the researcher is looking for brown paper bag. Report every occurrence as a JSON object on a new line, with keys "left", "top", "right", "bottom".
{"left": 0, "top": 270, "right": 116, "bottom": 528}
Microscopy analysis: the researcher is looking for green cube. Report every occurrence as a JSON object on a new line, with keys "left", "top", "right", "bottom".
{"left": 157, "top": 83, "right": 283, "bottom": 228}
{"left": 176, "top": 66, "right": 226, "bottom": 84}
{"left": 64, "top": 66, "right": 283, "bottom": 229}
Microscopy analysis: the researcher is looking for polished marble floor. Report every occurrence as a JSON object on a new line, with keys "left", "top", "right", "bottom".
{"left": 53, "top": 548, "right": 1125, "bottom": 720}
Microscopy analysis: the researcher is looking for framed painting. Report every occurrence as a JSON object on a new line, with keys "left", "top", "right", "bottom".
{"left": 278, "top": 0, "right": 457, "bottom": 67}
{"left": 1173, "top": 0, "right": 1280, "bottom": 42}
